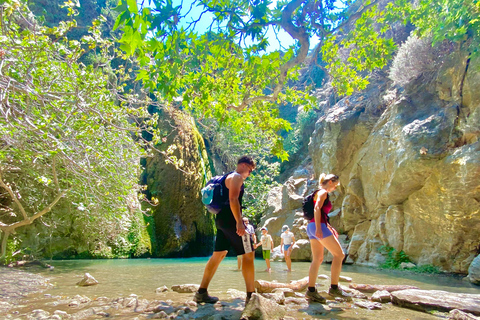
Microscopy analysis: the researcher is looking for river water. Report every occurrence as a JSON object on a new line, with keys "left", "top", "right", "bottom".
{"left": 6, "top": 257, "right": 480, "bottom": 319}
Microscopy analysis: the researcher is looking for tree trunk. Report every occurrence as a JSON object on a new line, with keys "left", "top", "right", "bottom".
{"left": 0, "top": 230, "right": 10, "bottom": 262}
{"left": 0, "top": 182, "right": 67, "bottom": 262}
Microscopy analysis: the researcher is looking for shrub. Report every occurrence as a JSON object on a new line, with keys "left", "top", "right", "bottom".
{"left": 283, "top": 108, "right": 318, "bottom": 156}
{"left": 378, "top": 246, "right": 442, "bottom": 274}
{"left": 378, "top": 245, "right": 411, "bottom": 269}
{"left": 389, "top": 35, "right": 453, "bottom": 86}
{"left": 410, "top": 264, "right": 441, "bottom": 274}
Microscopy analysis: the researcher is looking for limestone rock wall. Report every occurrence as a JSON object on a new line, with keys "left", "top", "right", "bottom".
{"left": 331, "top": 48, "right": 480, "bottom": 273}
{"left": 262, "top": 43, "right": 480, "bottom": 275}
{"left": 258, "top": 168, "right": 311, "bottom": 249}
{"left": 143, "top": 107, "right": 215, "bottom": 257}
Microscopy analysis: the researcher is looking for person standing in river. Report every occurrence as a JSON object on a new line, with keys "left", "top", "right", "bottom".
{"left": 194, "top": 156, "right": 256, "bottom": 305}
{"left": 305, "top": 173, "right": 352, "bottom": 303}
{"left": 280, "top": 225, "right": 295, "bottom": 272}
{"left": 237, "top": 217, "right": 257, "bottom": 270}
{"left": 254, "top": 226, "right": 274, "bottom": 272}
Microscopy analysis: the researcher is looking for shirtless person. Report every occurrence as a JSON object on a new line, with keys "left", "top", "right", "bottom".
{"left": 194, "top": 156, "right": 256, "bottom": 305}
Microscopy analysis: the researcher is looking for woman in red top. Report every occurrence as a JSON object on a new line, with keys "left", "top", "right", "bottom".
{"left": 305, "top": 173, "right": 352, "bottom": 303}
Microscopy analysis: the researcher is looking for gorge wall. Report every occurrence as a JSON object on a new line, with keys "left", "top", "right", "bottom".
{"left": 260, "top": 37, "right": 480, "bottom": 277}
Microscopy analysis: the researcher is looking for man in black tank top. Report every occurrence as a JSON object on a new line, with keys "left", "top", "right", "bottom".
{"left": 194, "top": 156, "right": 256, "bottom": 306}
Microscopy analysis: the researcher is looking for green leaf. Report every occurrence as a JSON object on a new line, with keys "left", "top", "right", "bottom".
{"left": 113, "top": 11, "right": 130, "bottom": 31}
{"left": 126, "top": 0, "right": 138, "bottom": 14}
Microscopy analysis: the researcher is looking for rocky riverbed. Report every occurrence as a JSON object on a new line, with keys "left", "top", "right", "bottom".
{"left": 1, "top": 267, "right": 479, "bottom": 320}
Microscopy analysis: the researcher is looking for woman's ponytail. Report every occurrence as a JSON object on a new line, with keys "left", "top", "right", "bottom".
{"left": 319, "top": 173, "right": 339, "bottom": 186}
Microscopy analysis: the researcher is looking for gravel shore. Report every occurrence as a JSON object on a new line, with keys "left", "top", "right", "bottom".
{"left": 0, "top": 267, "right": 51, "bottom": 315}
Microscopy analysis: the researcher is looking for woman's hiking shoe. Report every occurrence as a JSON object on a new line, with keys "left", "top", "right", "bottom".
{"left": 328, "top": 287, "right": 353, "bottom": 301}
{"left": 194, "top": 291, "right": 219, "bottom": 304}
{"left": 305, "top": 289, "right": 326, "bottom": 303}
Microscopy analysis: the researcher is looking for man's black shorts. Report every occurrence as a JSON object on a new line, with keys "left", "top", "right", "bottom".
{"left": 215, "top": 209, "right": 253, "bottom": 255}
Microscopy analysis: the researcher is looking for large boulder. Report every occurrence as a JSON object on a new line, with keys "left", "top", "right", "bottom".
{"left": 241, "top": 293, "right": 286, "bottom": 320}
{"left": 468, "top": 255, "right": 480, "bottom": 285}
{"left": 262, "top": 37, "right": 480, "bottom": 274}
{"left": 259, "top": 173, "right": 314, "bottom": 251}
{"left": 142, "top": 108, "right": 215, "bottom": 257}
{"left": 290, "top": 239, "right": 311, "bottom": 261}
{"left": 391, "top": 289, "right": 480, "bottom": 315}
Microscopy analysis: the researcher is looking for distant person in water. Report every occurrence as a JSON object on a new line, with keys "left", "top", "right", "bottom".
{"left": 280, "top": 225, "right": 296, "bottom": 272}
{"left": 237, "top": 217, "right": 256, "bottom": 270}
{"left": 305, "top": 173, "right": 352, "bottom": 303}
{"left": 194, "top": 156, "right": 256, "bottom": 305}
{"left": 254, "top": 226, "right": 273, "bottom": 272}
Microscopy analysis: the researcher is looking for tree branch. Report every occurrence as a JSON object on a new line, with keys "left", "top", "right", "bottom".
{"left": 52, "top": 156, "right": 60, "bottom": 193}
{"left": 0, "top": 230, "right": 10, "bottom": 261}
{"left": 0, "top": 167, "right": 28, "bottom": 220}
{"left": 234, "top": 0, "right": 309, "bottom": 110}
{"left": 328, "top": 0, "right": 382, "bottom": 35}
{"left": 0, "top": 188, "right": 68, "bottom": 236}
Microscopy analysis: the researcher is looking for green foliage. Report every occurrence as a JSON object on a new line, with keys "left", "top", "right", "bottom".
{"left": 113, "top": 0, "right": 480, "bottom": 157}
{"left": 0, "top": 0, "right": 156, "bottom": 261}
{"left": 283, "top": 109, "right": 318, "bottom": 156}
{"left": 379, "top": 246, "right": 442, "bottom": 273}
{"left": 411, "top": 0, "right": 480, "bottom": 54}
{"left": 243, "top": 158, "right": 281, "bottom": 224}
{"left": 27, "top": 0, "right": 121, "bottom": 40}
{"left": 113, "top": 0, "right": 362, "bottom": 158}
{"left": 321, "top": 0, "right": 480, "bottom": 94}
{"left": 410, "top": 264, "right": 441, "bottom": 274}
{"left": 111, "top": 0, "right": 480, "bottom": 141}
{"left": 378, "top": 245, "right": 411, "bottom": 269}
{"left": 198, "top": 116, "right": 281, "bottom": 223}
{"left": 322, "top": 0, "right": 409, "bottom": 95}
{"left": 3, "top": 238, "right": 20, "bottom": 265}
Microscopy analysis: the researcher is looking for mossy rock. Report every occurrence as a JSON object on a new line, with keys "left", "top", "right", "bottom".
{"left": 143, "top": 108, "right": 215, "bottom": 257}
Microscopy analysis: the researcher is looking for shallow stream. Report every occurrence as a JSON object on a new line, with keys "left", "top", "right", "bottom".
{"left": 6, "top": 257, "right": 480, "bottom": 319}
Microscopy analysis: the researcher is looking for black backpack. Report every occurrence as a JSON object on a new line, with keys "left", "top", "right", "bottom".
{"left": 201, "top": 173, "right": 230, "bottom": 214}
{"left": 303, "top": 190, "right": 330, "bottom": 222}
{"left": 302, "top": 189, "right": 319, "bottom": 220}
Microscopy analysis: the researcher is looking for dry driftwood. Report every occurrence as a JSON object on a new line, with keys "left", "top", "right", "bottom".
{"left": 255, "top": 276, "right": 309, "bottom": 293}
{"left": 349, "top": 283, "right": 419, "bottom": 293}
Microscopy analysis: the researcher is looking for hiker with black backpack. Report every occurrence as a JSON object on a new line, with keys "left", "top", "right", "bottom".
{"left": 303, "top": 173, "right": 353, "bottom": 303}
{"left": 194, "top": 156, "right": 256, "bottom": 306}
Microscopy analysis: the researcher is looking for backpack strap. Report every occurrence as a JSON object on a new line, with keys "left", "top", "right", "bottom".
{"left": 219, "top": 171, "right": 234, "bottom": 201}
{"left": 322, "top": 194, "right": 330, "bottom": 224}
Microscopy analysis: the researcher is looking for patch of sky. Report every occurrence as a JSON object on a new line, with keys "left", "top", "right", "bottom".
{"left": 137, "top": 0, "right": 321, "bottom": 53}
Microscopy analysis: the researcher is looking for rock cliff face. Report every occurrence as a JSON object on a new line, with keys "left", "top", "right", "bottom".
{"left": 262, "top": 39, "right": 480, "bottom": 276}
{"left": 143, "top": 108, "right": 215, "bottom": 257}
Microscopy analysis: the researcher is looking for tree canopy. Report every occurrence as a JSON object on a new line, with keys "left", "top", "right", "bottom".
{"left": 113, "top": 0, "right": 479, "bottom": 159}
{"left": 112, "top": 0, "right": 395, "bottom": 160}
